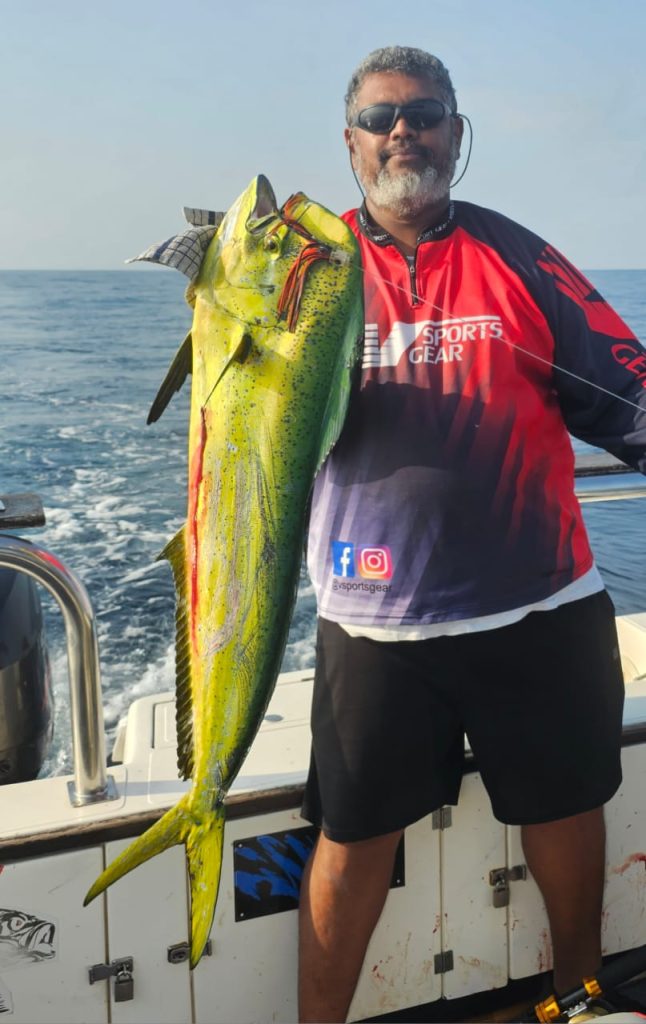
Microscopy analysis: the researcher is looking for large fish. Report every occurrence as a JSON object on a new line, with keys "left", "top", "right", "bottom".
{"left": 84, "top": 175, "right": 363, "bottom": 967}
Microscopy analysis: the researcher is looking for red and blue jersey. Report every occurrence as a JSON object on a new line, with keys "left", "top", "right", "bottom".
{"left": 307, "top": 200, "right": 646, "bottom": 625}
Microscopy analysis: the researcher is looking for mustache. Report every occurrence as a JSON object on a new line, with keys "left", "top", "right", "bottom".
{"left": 379, "top": 143, "right": 430, "bottom": 164}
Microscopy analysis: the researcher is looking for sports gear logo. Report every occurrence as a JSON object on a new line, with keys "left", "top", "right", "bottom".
{"left": 331, "top": 542, "right": 393, "bottom": 579}
{"left": 362, "top": 316, "right": 503, "bottom": 369}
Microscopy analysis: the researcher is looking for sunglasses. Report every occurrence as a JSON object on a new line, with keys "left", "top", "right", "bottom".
{"left": 352, "top": 99, "right": 453, "bottom": 134}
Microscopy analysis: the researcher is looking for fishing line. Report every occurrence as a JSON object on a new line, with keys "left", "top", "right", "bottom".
{"left": 349, "top": 112, "right": 473, "bottom": 198}
{"left": 450, "top": 114, "right": 472, "bottom": 188}
{"left": 341, "top": 111, "right": 644, "bottom": 414}
{"left": 193, "top": 194, "right": 646, "bottom": 419}
{"left": 352, "top": 255, "right": 646, "bottom": 417}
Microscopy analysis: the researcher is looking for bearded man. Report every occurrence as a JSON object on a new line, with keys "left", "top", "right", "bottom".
{"left": 298, "top": 45, "right": 645, "bottom": 1023}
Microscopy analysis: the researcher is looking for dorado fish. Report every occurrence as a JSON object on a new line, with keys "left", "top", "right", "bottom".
{"left": 84, "top": 175, "right": 363, "bottom": 967}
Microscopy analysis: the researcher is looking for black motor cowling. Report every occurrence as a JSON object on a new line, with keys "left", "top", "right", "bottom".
{"left": 0, "top": 568, "right": 53, "bottom": 783}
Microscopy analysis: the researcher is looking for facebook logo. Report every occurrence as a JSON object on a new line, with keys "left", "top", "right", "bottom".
{"left": 331, "top": 541, "right": 355, "bottom": 578}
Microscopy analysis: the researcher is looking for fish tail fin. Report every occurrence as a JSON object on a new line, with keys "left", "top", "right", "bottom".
{"left": 186, "top": 802, "right": 226, "bottom": 968}
{"left": 83, "top": 796, "right": 191, "bottom": 905}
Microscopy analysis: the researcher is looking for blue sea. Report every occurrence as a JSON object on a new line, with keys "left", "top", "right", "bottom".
{"left": 1, "top": 269, "right": 646, "bottom": 777}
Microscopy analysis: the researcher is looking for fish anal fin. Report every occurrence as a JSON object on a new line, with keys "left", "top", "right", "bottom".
{"left": 159, "top": 527, "right": 194, "bottom": 780}
{"left": 148, "top": 332, "right": 193, "bottom": 425}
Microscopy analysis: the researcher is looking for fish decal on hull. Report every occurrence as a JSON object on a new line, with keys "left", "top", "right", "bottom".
{"left": 0, "top": 908, "right": 56, "bottom": 969}
{"left": 84, "top": 174, "right": 363, "bottom": 967}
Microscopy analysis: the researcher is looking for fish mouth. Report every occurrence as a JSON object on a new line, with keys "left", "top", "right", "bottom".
{"left": 246, "top": 174, "right": 278, "bottom": 232}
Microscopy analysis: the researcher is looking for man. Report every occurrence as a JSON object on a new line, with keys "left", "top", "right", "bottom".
{"left": 298, "top": 45, "right": 644, "bottom": 1023}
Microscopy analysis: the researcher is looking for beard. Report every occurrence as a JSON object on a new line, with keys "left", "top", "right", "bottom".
{"left": 355, "top": 139, "right": 459, "bottom": 217}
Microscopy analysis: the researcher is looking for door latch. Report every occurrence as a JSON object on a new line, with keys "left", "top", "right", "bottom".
{"left": 489, "top": 864, "right": 527, "bottom": 908}
{"left": 89, "top": 956, "right": 134, "bottom": 1002}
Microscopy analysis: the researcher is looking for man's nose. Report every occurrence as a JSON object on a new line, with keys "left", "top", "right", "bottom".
{"left": 390, "top": 115, "right": 417, "bottom": 138}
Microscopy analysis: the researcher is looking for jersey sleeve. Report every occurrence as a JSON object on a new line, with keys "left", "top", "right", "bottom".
{"left": 535, "top": 244, "right": 646, "bottom": 473}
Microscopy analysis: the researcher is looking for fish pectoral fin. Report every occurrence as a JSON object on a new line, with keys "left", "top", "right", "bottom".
{"left": 147, "top": 331, "right": 193, "bottom": 425}
{"left": 201, "top": 326, "right": 253, "bottom": 408}
{"left": 186, "top": 804, "right": 226, "bottom": 968}
{"left": 232, "top": 332, "right": 252, "bottom": 364}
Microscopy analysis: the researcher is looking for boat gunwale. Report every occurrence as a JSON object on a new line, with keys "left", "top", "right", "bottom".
{"left": 4, "top": 720, "right": 646, "bottom": 862}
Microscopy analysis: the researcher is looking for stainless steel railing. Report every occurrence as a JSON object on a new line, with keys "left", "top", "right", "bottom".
{"left": 574, "top": 453, "right": 646, "bottom": 503}
{"left": 0, "top": 533, "right": 117, "bottom": 806}
{"left": 0, "top": 455, "right": 643, "bottom": 806}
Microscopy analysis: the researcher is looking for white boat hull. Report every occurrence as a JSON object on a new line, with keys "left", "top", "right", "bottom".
{"left": 2, "top": 614, "right": 646, "bottom": 1022}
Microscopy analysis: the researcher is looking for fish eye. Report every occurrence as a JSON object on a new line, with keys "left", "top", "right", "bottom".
{"left": 329, "top": 250, "right": 349, "bottom": 267}
{"left": 263, "top": 235, "right": 281, "bottom": 254}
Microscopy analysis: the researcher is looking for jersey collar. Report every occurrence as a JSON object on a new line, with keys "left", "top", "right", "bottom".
{"left": 357, "top": 201, "right": 456, "bottom": 247}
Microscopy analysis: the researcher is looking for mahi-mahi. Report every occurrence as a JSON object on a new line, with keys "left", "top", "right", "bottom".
{"left": 84, "top": 175, "right": 363, "bottom": 967}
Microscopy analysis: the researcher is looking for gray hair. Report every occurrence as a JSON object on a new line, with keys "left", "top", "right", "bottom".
{"left": 345, "top": 46, "right": 457, "bottom": 125}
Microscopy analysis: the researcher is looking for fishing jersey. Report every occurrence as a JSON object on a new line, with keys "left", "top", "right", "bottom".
{"left": 307, "top": 200, "right": 646, "bottom": 626}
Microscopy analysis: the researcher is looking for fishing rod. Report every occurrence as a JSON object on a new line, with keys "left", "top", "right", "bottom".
{"left": 529, "top": 942, "right": 646, "bottom": 1021}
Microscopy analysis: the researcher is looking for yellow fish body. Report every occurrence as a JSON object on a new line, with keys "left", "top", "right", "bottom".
{"left": 85, "top": 175, "right": 363, "bottom": 966}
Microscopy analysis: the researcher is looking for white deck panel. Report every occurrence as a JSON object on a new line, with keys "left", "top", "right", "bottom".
{"left": 440, "top": 772, "right": 508, "bottom": 998}
{"left": 0, "top": 848, "right": 106, "bottom": 1023}
{"left": 148, "top": 669, "right": 314, "bottom": 798}
{"left": 105, "top": 843, "right": 191, "bottom": 1024}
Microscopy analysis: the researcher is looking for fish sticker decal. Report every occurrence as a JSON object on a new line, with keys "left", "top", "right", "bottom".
{"left": 0, "top": 908, "right": 56, "bottom": 970}
{"left": 0, "top": 907, "right": 57, "bottom": 1015}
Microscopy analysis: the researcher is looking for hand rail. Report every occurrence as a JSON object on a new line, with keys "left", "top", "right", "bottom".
{"left": 0, "top": 533, "right": 117, "bottom": 806}
{"left": 574, "top": 453, "right": 646, "bottom": 503}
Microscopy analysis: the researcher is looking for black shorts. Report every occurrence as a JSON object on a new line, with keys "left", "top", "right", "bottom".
{"left": 301, "top": 591, "right": 625, "bottom": 841}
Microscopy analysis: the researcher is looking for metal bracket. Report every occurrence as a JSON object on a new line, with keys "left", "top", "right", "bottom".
{"left": 489, "top": 864, "right": 527, "bottom": 907}
{"left": 68, "top": 773, "right": 120, "bottom": 807}
{"left": 434, "top": 950, "right": 454, "bottom": 974}
{"left": 167, "top": 940, "right": 212, "bottom": 964}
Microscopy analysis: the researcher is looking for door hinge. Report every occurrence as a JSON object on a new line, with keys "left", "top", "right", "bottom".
{"left": 431, "top": 806, "right": 452, "bottom": 830}
{"left": 88, "top": 956, "right": 134, "bottom": 1002}
{"left": 434, "top": 950, "right": 454, "bottom": 974}
{"left": 489, "top": 864, "right": 527, "bottom": 907}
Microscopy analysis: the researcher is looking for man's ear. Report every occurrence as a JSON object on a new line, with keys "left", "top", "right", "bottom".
{"left": 344, "top": 126, "right": 356, "bottom": 167}
{"left": 452, "top": 115, "right": 465, "bottom": 158}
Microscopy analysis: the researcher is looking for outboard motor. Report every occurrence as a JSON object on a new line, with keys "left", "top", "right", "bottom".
{"left": 0, "top": 567, "right": 52, "bottom": 783}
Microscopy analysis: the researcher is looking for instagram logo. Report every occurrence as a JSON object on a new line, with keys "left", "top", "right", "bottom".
{"left": 358, "top": 546, "right": 393, "bottom": 579}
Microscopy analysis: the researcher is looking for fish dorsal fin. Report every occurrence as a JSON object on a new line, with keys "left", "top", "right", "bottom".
{"left": 148, "top": 331, "right": 193, "bottom": 425}
{"left": 314, "top": 324, "right": 364, "bottom": 475}
{"left": 183, "top": 207, "right": 225, "bottom": 228}
{"left": 126, "top": 225, "right": 218, "bottom": 281}
{"left": 158, "top": 527, "right": 194, "bottom": 781}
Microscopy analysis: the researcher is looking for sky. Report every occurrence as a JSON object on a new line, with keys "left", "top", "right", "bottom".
{"left": 2, "top": 0, "right": 646, "bottom": 270}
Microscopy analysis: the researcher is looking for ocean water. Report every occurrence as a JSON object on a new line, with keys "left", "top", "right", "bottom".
{"left": 1, "top": 268, "right": 645, "bottom": 777}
